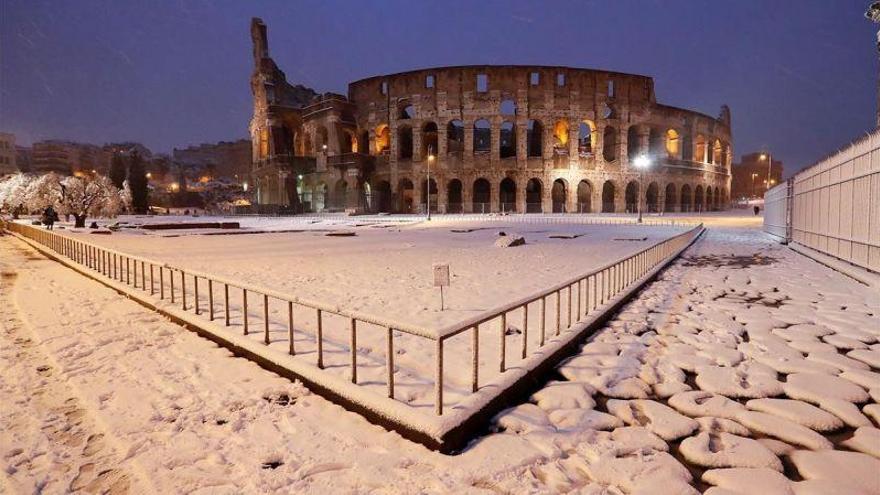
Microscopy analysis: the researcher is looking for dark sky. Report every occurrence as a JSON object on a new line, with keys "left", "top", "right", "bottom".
{"left": 2, "top": 0, "right": 877, "bottom": 176}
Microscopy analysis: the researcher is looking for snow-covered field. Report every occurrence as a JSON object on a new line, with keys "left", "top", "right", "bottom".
{"left": 3, "top": 212, "right": 878, "bottom": 494}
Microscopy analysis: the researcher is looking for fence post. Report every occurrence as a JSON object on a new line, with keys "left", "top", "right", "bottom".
{"left": 242, "top": 289, "right": 248, "bottom": 335}
{"left": 540, "top": 296, "right": 546, "bottom": 346}
{"left": 140, "top": 261, "right": 145, "bottom": 290}
{"left": 160, "top": 267, "right": 165, "bottom": 299}
{"left": 387, "top": 327, "right": 395, "bottom": 398}
{"left": 181, "top": 271, "right": 187, "bottom": 310}
{"left": 208, "top": 279, "right": 214, "bottom": 320}
{"left": 194, "top": 277, "right": 200, "bottom": 315}
{"left": 435, "top": 338, "right": 444, "bottom": 415}
{"left": 556, "top": 290, "right": 561, "bottom": 336}
{"left": 350, "top": 318, "right": 357, "bottom": 383}
{"left": 170, "top": 268, "right": 175, "bottom": 303}
{"left": 472, "top": 325, "right": 479, "bottom": 392}
{"left": 263, "top": 294, "right": 269, "bottom": 344}
{"left": 224, "top": 284, "right": 230, "bottom": 326}
{"left": 316, "top": 308, "right": 323, "bottom": 368}
{"left": 288, "top": 301, "right": 294, "bottom": 355}
{"left": 521, "top": 304, "right": 528, "bottom": 359}
{"left": 499, "top": 312, "right": 506, "bottom": 373}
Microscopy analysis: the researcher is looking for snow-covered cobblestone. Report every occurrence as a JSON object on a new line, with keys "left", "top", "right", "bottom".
{"left": 3, "top": 217, "right": 879, "bottom": 494}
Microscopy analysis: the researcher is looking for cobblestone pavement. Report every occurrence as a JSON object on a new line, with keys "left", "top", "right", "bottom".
{"left": 489, "top": 226, "right": 880, "bottom": 494}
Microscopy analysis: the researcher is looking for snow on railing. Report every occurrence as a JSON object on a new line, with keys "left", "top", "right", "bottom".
{"left": 2, "top": 218, "right": 703, "bottom": 420}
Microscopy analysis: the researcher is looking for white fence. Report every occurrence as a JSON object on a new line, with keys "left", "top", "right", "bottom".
{"left": 764, "top": 129, "right": 880, "bottom": 273}
{"left": 763, "top": 181, "right": 791, "bottom": 240}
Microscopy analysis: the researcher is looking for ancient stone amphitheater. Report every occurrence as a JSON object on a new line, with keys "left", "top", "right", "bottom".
{"left": 249, "top": 18, "right": 732, "bottom": 214}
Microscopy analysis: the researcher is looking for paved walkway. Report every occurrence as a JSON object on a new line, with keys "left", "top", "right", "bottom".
{"left": 2, "top": 220, "right": 878, "bottom": 494}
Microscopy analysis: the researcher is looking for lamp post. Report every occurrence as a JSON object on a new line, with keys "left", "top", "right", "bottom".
{"left": 633, "top": 155, "right": 651, "bottom": 223}
{"left": 426, "top": 146, "right": 435, "bottom": 221}
{"left": 760, "top": 152, "right": 772, "bottom": 196}
{"left": 751, "top": 173, "right": 758, "bottom": 198}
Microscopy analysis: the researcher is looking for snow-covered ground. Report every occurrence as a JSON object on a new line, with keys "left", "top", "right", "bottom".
{"left": 3, "top": 212, "right": 878, "bottom": 494}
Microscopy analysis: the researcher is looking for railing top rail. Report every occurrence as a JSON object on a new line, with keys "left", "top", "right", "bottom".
{"left": 5, "top": 217, "right": 701, "bottom": 342}
{"left": 434, "top": 223, "right": 703, "bottom": 339}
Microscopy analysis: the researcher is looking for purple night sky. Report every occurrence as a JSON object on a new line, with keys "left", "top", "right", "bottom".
{"left": 2, "top": 0, "right": 877, "bottom": 176}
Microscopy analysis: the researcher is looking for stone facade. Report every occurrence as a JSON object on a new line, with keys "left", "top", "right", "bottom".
{"left": 0, "top": 133, "right": 16, "bottom": 175}
{"left": 249, "top": 18, "right": 732, "bottom": 214}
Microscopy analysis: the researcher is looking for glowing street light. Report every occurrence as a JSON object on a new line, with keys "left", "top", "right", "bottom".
{"left": 633, "top": 155, "right": 651, "bottom": 223}
{"left": 760, "top": 152, "right": 773, "bottom": 195}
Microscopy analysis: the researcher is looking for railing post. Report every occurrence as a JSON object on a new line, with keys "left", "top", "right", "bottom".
{"left": 521, "top": 304, "right": 528, "bottom": 359}
{"left": 316, "top": 308, "right": 323, "bottom": 368}
{"left": 472, "top": 325, "right": 479, "bottom": 392}
{"left": 288, "top": 301, "right": 295, "bottom": 355}
{"left": 499, "top": 312, "right": 506, "bottom": 373}
{"left": 181, "top": 271, "right": 187, "bottom": 310}
{"left": 350, "top": 318, "right": 357, "bottom": 383}
{"left": 577, "top": 279, "right": 582, "bottom": 319}
{"left": 242, "top": 289, "right": 248, "bottom": 335}
{"left": 435, "top": 338, "right": 444, "bottom": 415}
{"left": 387, "top": 327, "right": 395, "bottom": 398}
{"left": 141, "top": 261, "right": 145, "bottom": 290}
{"left": 555, "top": 290, "right": 561, "bottom": 336}
{"left": 194, "top": 277, "right": 200, "bottom": 315}
{"left": 126, "top": 257, "right": 130, "bottom": 285}
{"left": 567, "top": 285, "right": 572, "bottom": 329}
{"left": 207, "top": 279, "right": 214, "bottom": 320}
{"left": 263, "top": 294, "right": 269, "bottom": 344}
{"left": 160, "top": 267, "right": 165, "bottom": 299}
{"left": 540, "top": 296, "right": 546, "bottom": 346}
{"left": 224, "top": 284, "right": 230, "bottom": 326}
{"left": 170, "top": 268, "right": 175, "bottom": 303}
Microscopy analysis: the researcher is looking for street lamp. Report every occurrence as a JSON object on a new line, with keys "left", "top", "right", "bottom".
{"left": 751, "top": 173, "right": 759, "bottom": 198}
{"left": 633, "top": 155, "right": 651, "bottom": 223}
{"left": 426, "top": 146, "right": 435, "bottom": 221}
{"left": 760, "top": 152, "right": 772, "bottom": 195}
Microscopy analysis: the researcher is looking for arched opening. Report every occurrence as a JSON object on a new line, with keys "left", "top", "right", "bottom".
{"left": 603, "top": 126, "right": 617, "bottom": 162}
{"left": 665, "top": 183, "right": 677, "bottom": 213}
{"left": 447, "top": 119, "right": 464, "bottom": 154}
{"left": 375, "top": 180, "right": 392, "bottom": 213}
{"left": 500, "top": 98, "right": 516, "bottom": 116}
{"left": 422, "top": 122, "right": 438, "bottom": 157}
{"left": 625, "top": 181, "right": 638, "bottom": 213}
{"left": 447, "top": 179, "right": 463, "bottom": 213}
{"left": 527, "top": 120, "right": 543, "bottom": 157}
{"left": 499, "top": 178, "right": 517, "bottom": 212}
{"left": 553, "top": 120, "right": 569, "bottom": 153}
{"left": 526, "top": 178, "right": 542, "bottom": 213}
{"left": 602, "top": 181, "right": 616, "bottom": 213}
{"left": 646, "top": 182, "right": 659, "bottom": 213}
{"left": 421, "top": 178, "right": 438, "bottom": 213}
{"left": 551, "top": 179, "right": 567, "bottom": 213}
{"left": 712, "top": 140, "right": 722, "bottom": 165}
{"left": 473, "top": 119, "right": 491, "bottom": 153}
{"left": 398, "top": 104, "right": 415, "bottom": 120}
{"left": 398, "top": 178, "right": 414, "bottom": 213}
{"left": 398, "top": 125, "right": 413, "bottom": 159}
{"left": 680, "top": 184, "right": 692, "bottom": 212}
{"left": 315, "top": 182, "right": 327, "bottom": 212}
{"left": 334, "top": 179, "right": 348, "bottom": 209}
{"left": 694, "top": 185, "right": 704, "bottom": 211}
{"left": 627, "top": 126, "right": 640, "bottom": 161}
{"left": 706, "top": 187, "right": 714, "bottom": 211}
{"left": 376, "top": 125, "right": 390, "bottom": 153}
{"left": 577, "top": 180, "right": 592, "bottom": 213}
{"left": 359, "top": 131, "right": 369, "bottom": 154}
{"left": 317, "top": 126, "right": 329, "bottom": 152}
{"left": 578, "top": 120, "right": 595, "bottom": 154}
{"left": 258, "top": 128, "right": 269, "bottom": 158}
{"left": 473, "top": 178, "right": 491, "bottom": 213}
{"left": 649, "top": 128, "right": 663, "bottom": 157}
{"left": 500, "top": 121, "right": 516, "bottom": 158}
{"left": 694, "top": 135, "right": 707, "bottom": 163}
{"left": 666, "top": 129, "right": 680, "bottom": 159}
{"left": 342, "top": 130, "right": 356, "bottom": 153}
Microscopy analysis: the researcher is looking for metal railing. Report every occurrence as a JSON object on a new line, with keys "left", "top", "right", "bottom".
{"left": 2, "top": 218, "right": 702, "bottom": 417}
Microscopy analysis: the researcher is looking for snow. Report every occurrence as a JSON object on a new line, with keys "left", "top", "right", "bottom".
{"left": 4, "top": 211, "right": 880, "bottom": 493}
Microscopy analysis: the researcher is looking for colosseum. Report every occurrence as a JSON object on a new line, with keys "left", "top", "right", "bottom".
{"left": 248, "top": 18, "right": 732, "bottom": 215}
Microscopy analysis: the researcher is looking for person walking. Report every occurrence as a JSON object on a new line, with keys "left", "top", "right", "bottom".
{"left": 753, "top": 205, "right": 760, "bottom": 216}
{"left": 42, "top": 205, "right": 58, "bottom": 230}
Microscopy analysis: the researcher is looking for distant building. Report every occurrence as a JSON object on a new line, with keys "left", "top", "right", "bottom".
{"left": 731, "top": 152, "right": 784, "bottom": 200}
{"left": 172, "top": 139, "right": 251, "bottom": 183}
{"left": 16, "top": 146, "right": 32, "bottom": 173}
{"left": 103, "top": 142, "right": 153, "bottom": 159}
{"left": 31, "top": 140, "right": 112, "bottom": 175}
{"left": 0, "top": 133, "right": 16, "bottom": 174}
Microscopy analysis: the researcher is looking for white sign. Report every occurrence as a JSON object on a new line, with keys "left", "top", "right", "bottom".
{"left": 433, "top": 263, "right": 450, "bottom": 287}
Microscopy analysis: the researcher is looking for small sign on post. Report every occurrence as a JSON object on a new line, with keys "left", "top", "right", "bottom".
{"left": 433, "top": 263, "right": 450, "bottom": 310}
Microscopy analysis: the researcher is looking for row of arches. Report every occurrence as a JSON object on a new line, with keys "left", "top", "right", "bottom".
{"left": 306, "top": 177, "right": 727, "bottom": 214}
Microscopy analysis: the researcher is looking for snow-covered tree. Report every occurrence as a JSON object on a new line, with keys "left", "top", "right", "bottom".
{"left": 26, "top": 173, "right": 128, "bottom": 228}
{"left": 0, "top": 173, "right": 35, "bottom": 218}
